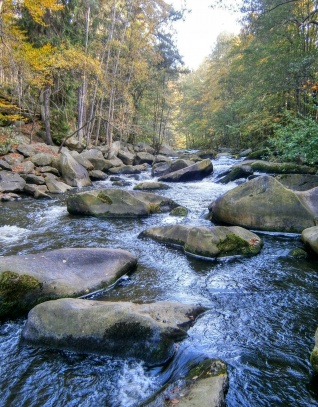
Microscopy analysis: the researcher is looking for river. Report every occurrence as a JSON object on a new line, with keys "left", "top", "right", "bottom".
{"left": 0, "top": 155, "right": 318, "bottom": 406}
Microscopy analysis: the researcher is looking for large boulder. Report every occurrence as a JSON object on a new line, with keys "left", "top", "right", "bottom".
{"left": 117, "top": 149, "right": 135, "bottom": 165}
{"left": 0, "top": 248, "right": 137, "bottom": 319}
{"left": 21, "top": 299, "right": 206, "bottom": 365}
{"left": 60, "top": 150, "right": 92, "bottom": 188}
{"left": 66, "top": 189, "right": 179, "bottom": 217}
{"left": 209, "top": 175, "right": 318, "bottom": 233}
{"left": 140, "top": 225, "right": 262, "bottom": 259}
{"left": 158, "top": 159, "right": 213, "bottom": 182}
{"left": 302, "top": 227, "right": 318, "bottom": 254}
{"left": 0, "top": 171, "right": 26, "bottom": 192}
{"left": 134, "top": 152, "right": 155, "bottom": 165}
{"left": 218, "top": 164, "right": 253, "bottom": 183}
{"left": 30, "top": 153, "right": 53, "bottom": 167}
{"left": 69, "top": 150, "right": 94, "bottom": 171}
{"left": 311, "top": 328, "right": 318, "bottom": 373}
{"left": 80, "top": 148, "right": 107, "bottom": 170}
{"left": 275, "top": 174, "right": 318, "bottom": 191}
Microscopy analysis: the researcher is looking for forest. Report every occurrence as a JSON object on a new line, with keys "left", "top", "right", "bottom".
{"left": 1, "top": 0, "right": 318, "bottom": 165}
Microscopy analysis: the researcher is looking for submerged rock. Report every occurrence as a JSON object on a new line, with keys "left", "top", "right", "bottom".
{"left": 209, "top": 175, "right": 318, "bottom": 233}
{"left": 140, "top": 225, "right": 262, "bottom": 259}
{"left": 21, "top": 299, "right": 206, "bottom": 365}
{"left": 0, "top": 248, "right": 137, "bottom": 319}
{"left": 133, "top": 181, "right": 170, "bottom": 191}
{"left": 158, "top": 159, "right": 213, "bottom": 182}
{"left": 66, "top": 189, "right": 179, "bottom": 217}
{"left": 143, "top": 358, "right": 228, "bottom": 407}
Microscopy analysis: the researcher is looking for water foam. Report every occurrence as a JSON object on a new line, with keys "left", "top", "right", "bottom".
{"left": 113, "top": 361, "right": 158, "bottom": 407}
{"left": 0, "top": 225, "right": 31, "bottom": 243}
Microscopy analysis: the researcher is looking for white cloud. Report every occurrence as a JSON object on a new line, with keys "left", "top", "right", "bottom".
{"left": 170, "top": 0, "right": 242, "bottom": 69}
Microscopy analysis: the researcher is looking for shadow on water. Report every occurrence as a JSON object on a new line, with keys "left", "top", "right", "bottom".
{"left": 1, "top": 156, "right": 318, "bottom": 406}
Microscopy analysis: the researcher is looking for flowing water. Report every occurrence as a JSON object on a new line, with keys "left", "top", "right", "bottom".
{"left": 1, "top": 156, "right": 318, "bottom": 407}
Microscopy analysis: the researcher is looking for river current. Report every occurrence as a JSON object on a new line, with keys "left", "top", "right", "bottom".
{"left": 0, "top": 156, "right": 318, "bottom": 406}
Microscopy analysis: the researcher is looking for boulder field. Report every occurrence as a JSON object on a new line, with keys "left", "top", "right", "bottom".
{"left": 0, "top": 248, "right": 137, "bottom": 319}
{"left": 140, "top": 225, "right": 263, "bottom": 259}
{"left": 21, "top": 298, "right": 207, "bottom": 365}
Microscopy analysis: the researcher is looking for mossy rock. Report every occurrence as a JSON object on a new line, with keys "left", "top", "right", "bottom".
{"left": 289, "top": 248, "right": 308, "bottom": 259}
{"left": 170, "top": 206, "right": 188, "bottom": 217}
{"left": 0, "top": 271, "right": 42, "bottom": 319}
{"left": 140, "top": 225, "right": 262, "bottom": 259}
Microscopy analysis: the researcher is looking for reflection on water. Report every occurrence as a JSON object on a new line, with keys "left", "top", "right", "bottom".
{"left": 0, "top": 156, "right": 318, "bottom": 406}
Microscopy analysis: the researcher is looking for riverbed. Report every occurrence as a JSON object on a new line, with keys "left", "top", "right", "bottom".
{"left": 1, "top": 156, "right": 318, "bottom": 406}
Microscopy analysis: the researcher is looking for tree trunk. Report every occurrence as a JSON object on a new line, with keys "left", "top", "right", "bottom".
{"left": 42, "top": 85, "right": 52, "bottom": 145}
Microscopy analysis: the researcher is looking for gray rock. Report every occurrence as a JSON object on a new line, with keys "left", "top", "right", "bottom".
{"left": 30, "top": 153, "right": 53, "bottom": 167}
{"left": 108, "top": 164, "right": 147, "bottom": 175}
{"left": 134, "top": 152, "right": 155, "bottom": 165}
{"left": 66, "top": 189, "right": 179, "bottom": 217}
{"left": 103, "top": 157, "right": 124, "bottom": 170}
{"left": 64, "top": 137, "right": 85, "bottom": 153}
{"left": 140, "top": 225, "right": 262, "bottom": 259}
{"left": 80, "top": 148, "right": 107, "bottom": 170}
{"left": 0, "top": 192, "right": 21, "bottom": 201}
{"left": 12, "top": 160, "right": 35, "bottom": 174}
{"left": 108, "top": 140, "right": 121, "bottom": 159}
{"left": 60, "top": 151, "right": 92, "bottom": 188}
{"left": 21, "top": 299, "right": 206, "bottom": 364}
{"left": 23, "top": 174, "right": 46, "bottom": 185}
{"left": 0, "top": 159, "right": 12, "bottom": 170}
{"left": 38, "top": 166, "right": 60, "bottom": 176}
{"left": 0, "top": 171, "right": 26, "bottom": 192}
{"left": 89, "top": 170, "right": 108, "bottom": 181}
{"left": 0, "top": 248, "right": 137, "bottom": 319}
{"left": 275, "top": 174, "right": 318, "bottom": 191}
{"left": 24, "top": 184, "right": 51, "bottom": 199}
{"left": 302, "top": 227, "right": 318, "bottom": 255}
{"left": 159, "top": 159, "right": 213, "bottom": 182}
{"left": 159, "top": 145, "right": 176, "bottom": 156}
{"left": 209, "top": 175, "right": 318, "bottom": 233}
{"left": 134, "top": 142, "right": 155, "bottom": 154}
{"left": 144, "top": 358, "right": 228, "bottom": 407}
{"left": 134, "top": 182, "right": 170, "bottom": 191}
{"left": 45, "top": 176, "right": 73, "bottom": 194}
{"left": 3, "top": 153, "right": 24, "bottom": 165}
{"left": 218, "top": 164, "right": 253, "bottom": 184}
{"left": 152, "top": 162, "right": 172, "bottom": 177}
{"left": 117, "top": 149, "right": 135, "bottom": 165}
{"left": 69, "top": 150, "right": 94, "bottom": 171}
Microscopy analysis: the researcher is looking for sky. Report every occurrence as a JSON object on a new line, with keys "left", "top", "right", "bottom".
{"left": 169, "top": 0, "right": 242, "bottom": 70}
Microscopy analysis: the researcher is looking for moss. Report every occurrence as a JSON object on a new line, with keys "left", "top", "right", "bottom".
{"left": 0, "top": 271, "right": 42, "bottom": 319}
{"left": 217, "top": 233, "right": 260, "bottom": 256}
{"left": 97, "top": 192, "right": 113, "bottom": 204}
{"left": 187, "top": 358, "right": 227, "bottom": 380}
{"left": 170, "top": 206, "right": 188, "bottom": 217}
{"left": 310, "top": 348, "right": 318, "bottom": 373}
{"left": 289, "top": 248, "right": 308, "bottom": 259}
{"left": 148, "top": 203, "right": 161, "bottom": 213}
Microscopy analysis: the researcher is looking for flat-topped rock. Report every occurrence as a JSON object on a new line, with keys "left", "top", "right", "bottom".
{"left": 67, "top": 189, "right": 179, "bottom": 217}
{"left": 21, "top": 299, "right": 206, "bottom": 365}
{"left": 0, "top": 248, "right": 137, "bottom": 319}
{"left": 140, "top": 225, "right": 262, "bottom": 259}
